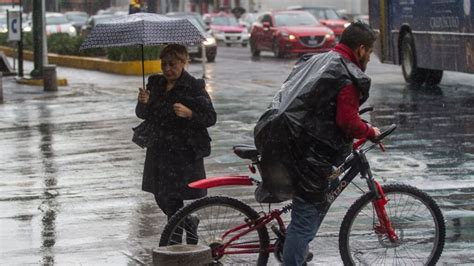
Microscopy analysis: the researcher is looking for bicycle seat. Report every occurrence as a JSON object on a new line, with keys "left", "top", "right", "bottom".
{"left": 233, "top": 144, "right": 259, "bottom": 160}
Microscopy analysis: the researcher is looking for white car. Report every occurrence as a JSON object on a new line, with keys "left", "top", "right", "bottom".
{"left": 24, "top": 13, "right": 76, "bottom": 37}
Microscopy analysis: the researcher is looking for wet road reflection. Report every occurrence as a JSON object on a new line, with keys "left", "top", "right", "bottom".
{"left": 0, "top": 47, "right": 472, "bottom": 264}
{"left": 38, "top": 104, "right": 58, "bottom": 265}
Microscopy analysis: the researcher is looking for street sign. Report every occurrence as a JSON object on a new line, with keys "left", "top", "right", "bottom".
{"left": 8, "top": 11, "right": 21, "bottom": 42}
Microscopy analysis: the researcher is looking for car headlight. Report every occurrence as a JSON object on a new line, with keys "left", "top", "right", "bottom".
{"left": 280, "top": 32, "right": 296, "bottom": 40}
{"left": 325, "top": 31, "right": 335, "bottom": 39}
{"left": 344, "top": 22, "right": 351, "bottom": 28}
{"left": 0, "top": 27, "right": 7, "bottom": 33}
{"left": 23, "top": 26, "right": 32, "bottom": 32}
{"left": 203, "top": 37, "right": 216, "bottom": 46}
{"left": 69, "top": 26, "right": 76, "bottom": 33}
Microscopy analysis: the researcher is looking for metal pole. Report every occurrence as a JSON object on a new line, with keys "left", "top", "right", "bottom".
{"left": 42, "top": 0, "right": 48, "bottom": 65}
{"left": 201, "top": 43, "right": 206, "bottom": 79}
{"left": 31, "top": 0, "right": 44, "bottom": 77}
{"left": 18, "top": 0, "right": 23, "bottom": 77}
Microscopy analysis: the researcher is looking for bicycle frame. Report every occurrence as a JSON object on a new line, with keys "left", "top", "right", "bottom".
{"left": 189, "top": 129, "right": 399, "bottom": 257}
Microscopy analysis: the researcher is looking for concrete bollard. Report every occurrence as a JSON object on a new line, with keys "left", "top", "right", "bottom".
{"left": 152, "top": 244, "right": 212, "bottom": 266}
{"left": 0, "top": 72, "right": 3, "bottom": 103}
{"left": 43, "top": 65, "right": 58, "bottom": 92}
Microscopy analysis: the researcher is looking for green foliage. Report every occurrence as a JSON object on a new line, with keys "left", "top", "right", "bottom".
{"left": 0, "top": 32, "right": 162, "bottom": 61}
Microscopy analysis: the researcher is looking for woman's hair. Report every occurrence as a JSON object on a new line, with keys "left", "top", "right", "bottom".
{"left": 160, "top": 44, "right": 189, "bottom": 63}
{"left": 339, "top": 21, "right": 377, "bottom": 50}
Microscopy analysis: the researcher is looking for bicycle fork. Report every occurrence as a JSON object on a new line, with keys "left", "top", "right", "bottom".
{"left": 358, "top": 150, "right": 399, "bottom": 243}
{"left": 372, "top": 180, "right": 399, "bottom": 242}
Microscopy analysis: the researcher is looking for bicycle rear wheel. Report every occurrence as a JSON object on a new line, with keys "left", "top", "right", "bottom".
{"left": 159, "top": 196, "right": 270, "bottom": 265}
{"left": 339, "top": 184, "right": 445, "bottom": 265}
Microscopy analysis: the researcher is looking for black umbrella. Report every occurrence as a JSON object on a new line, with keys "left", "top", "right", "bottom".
{"left": 80, "top": 13, "right": 206, "bottom": 89}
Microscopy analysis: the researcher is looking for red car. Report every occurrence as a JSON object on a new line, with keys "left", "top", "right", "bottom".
{"left": 249, "top": 10, "right": 336, "bottom": 58}
{"left": 289, "top": 6, "right": 350, "bottom": 41}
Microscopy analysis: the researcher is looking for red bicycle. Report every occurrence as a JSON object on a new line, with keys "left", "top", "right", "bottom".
{"left": 159, "top": 124, "right": 445, "bottom": 265}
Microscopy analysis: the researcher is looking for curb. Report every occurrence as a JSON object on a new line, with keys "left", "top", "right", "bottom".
{"left": 16, "top": 76, "right": 68, "bottom": 86}
{"left": 0, "top": 46, "right": 162, "bottom": 76}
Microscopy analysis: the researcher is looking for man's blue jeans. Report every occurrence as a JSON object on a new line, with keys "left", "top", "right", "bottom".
{"left": 283, "top": 196, "right": 324, "bottom": 266}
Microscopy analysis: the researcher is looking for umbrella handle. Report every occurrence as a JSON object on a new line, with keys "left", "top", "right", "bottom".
{"left": 141, "top": 44, "right": 145, "bottom": 90}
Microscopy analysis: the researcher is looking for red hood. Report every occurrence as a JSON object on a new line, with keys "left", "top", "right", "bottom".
{"left": 319, "top": 19, "right": 347, "bottom": 27}
{"left": 210, "top": 25, "right": 244, "bottom": 33}
{"left": 278, "top": 25, "right": 332, "bottom": 36}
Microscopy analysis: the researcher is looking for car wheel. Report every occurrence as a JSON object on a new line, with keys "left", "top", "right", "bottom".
{"left": 250, "top": 39, "right": 260, "bottom": 57}
{"left": 273, "top": 40, "right": 284, "bottom": 58}
{"left": 401, "top": 33, "right": 426, "bottom": 85}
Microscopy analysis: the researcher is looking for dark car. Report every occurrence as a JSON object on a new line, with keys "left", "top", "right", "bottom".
{"left": 249, "top": 10, "right": 336, "bottom": 58}
{"left": 288, "top": 6, "right": 350, "bottom": 41}
{"left": 166, "top": 12, "right": 217, "bottom": 62}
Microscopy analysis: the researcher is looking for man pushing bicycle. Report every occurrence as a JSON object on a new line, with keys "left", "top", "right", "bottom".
{"left": 255, "top": 21, "right": 381, "bottom": 265}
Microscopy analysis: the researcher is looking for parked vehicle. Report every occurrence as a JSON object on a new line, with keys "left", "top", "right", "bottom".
{"left": 0, "top": 15, "right": 7, "bottom": 33}
{"left": 203, "top": 12, "right": 249, "bottom": 47}
{"left": 166, "top": 12, "right": 217, "bottom": 62}
{"left": 249, "top": 10, "right": 336, "bottom": 58}
{"left": 65, "top": 11, "right": 89, "bottom": 33}
{"left": 24, "top": 13, "right": 77, "bottom": 36}
{"left": 288, "top": 6, "right": 350, "bottom": 41}
{"left": 80, "top": 14, "right": 123, "bottom": 37}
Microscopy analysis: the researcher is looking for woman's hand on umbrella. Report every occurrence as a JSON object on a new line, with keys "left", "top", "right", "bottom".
{"left": 138, "top": 88, "right": 150, "bottom": 104}
{"left": 173, "top": 103, "right": 193, "bottom": 119}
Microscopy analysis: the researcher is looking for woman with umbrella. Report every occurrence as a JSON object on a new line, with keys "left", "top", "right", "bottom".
{"left": 136, "top": 44, "right": 216, "bottom": 243}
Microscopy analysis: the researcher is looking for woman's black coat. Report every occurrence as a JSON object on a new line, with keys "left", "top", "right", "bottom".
{"left": 135, "top": 70, "right": 216, "bottom": 200}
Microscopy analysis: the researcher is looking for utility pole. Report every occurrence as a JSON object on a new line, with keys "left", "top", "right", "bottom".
{"left": 31, "top": 0, "right": 46, "bottom": 78}
{"left": 31, "top": 0, "right": 43, "bottom": 77}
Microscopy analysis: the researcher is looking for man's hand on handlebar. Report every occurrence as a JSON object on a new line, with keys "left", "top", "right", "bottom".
{"left": 372, "top": 127, "right": 381, "bottom": 138}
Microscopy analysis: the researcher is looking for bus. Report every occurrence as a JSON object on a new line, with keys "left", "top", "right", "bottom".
{"left": 369, "top": 0, "right": 474, "bottom": 85}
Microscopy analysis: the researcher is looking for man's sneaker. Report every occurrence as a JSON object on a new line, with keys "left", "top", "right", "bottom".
{"left": 185, "top": 215, "right": 200, "bottom": 244}
{"left": 306, "top": 251, "right": 314, "bottom": 262}
{"left": 302, "top": 251, "right": 314, "bottom": 265}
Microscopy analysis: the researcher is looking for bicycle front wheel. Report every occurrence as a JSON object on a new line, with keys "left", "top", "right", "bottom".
{"left": 339, "top": 184, "right": 445, "bottom": 265}
{"left": 159, "top": 196, "right": 270, "bottom": 266}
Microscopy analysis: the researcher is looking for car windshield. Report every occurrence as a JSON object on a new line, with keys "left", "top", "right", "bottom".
{"left": 66, "top": 14, "right": 88, "bottom": 23}
{"left": 310, "top": 8, "right": 341, "bottom": 20}
{"left": 94, "top": 15, "right": 116, "bottom": 25}
{"left": 46, "top": 15, "right": 69, "bottom": 25}
{"left": 274, "top": 13, "right": 319, "bottom": 26}
{"left": 211, "top": 16, "right": 239, "bottom": 26}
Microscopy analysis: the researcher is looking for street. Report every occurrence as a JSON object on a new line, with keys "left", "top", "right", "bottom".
{"left": 0, "top": 45, "right": 473, "bottom": 265}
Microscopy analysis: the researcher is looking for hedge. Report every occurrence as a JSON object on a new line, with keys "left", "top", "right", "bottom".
{"left": 0, "top": 33, "right": 162, "bottom": 61}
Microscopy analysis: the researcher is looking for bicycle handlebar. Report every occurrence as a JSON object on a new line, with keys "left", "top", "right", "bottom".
{"left": 353, "top": 124, "right": 397, "bottom": 150}
{"left": 359, "top": 106, "right": 374, "bottom": 115}
{"left": 372, "top": 124, "right": 397, "bottom": 143}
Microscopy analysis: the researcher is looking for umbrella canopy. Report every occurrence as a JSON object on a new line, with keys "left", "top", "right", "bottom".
{"left": 80, "top": 13, "right": 206, "bottom": 89}
{"left": 80, "top": 13, "right": 205, "bottom": 49}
